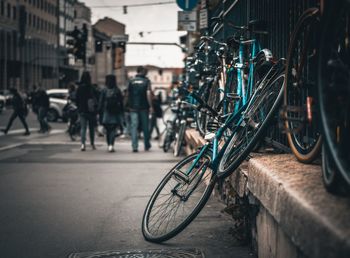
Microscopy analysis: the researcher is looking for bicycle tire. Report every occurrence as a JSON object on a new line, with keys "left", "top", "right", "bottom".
{"left": 196, "top": 82, "right": 211, "bottom": 136}
{"left": 318, "top": 1, "right": 350, "bottom": 187}
{"left": 217, "top": 72, "right": 285, "bottom": 178}
{"left": 142, "top": 152, "right": 216, "bottom": 242}
{"left": 174, "top": 120, "right": 186, "bottom": 157}
{"left": 322, "top": 145, "right": 350, "bottom": 196}
{"left": 163, "top": 125, "right": 173, "bottom": 152}
{"left": 284, "top": 8, "right": 322, "bottom": 163}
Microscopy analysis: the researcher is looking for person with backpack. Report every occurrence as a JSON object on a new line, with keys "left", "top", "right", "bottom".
{"left": 99, "top": 74, "right": 124, "bottom": 152}
{"left": 1, "top": 88, "right": 30, "bottom": 136}
{"left": 76, "top": 71, "right": 97, "bottom": 151}
{"left": 127, "top": 66, "right": 153, "bottom": 152}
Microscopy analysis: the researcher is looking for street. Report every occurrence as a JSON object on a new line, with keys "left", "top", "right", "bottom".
{"left": 0, "top": 110, "right": 254, "bottom": 258}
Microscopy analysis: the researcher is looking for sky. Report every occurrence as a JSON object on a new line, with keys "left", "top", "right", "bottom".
{"left": 81, "top": 0, "right": 188, "bottom": 68}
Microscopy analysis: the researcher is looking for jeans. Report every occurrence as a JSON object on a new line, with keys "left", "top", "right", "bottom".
{"left": 38, "top": 107, "right": 50, "bottom": 132}
{"left": 149, "top": 113, "right": 160, "bottom": 138}
{"left": 80, "top": 113, "right": 95, "bottom": 145}
{"left": 130, "top": 110, "right": 151, "bottom": 151}
{"left": 105, "top": 124, "right": 116, "bottom": 146}
{"left": 5, "top": 111, "right": 30, "bottom": 133}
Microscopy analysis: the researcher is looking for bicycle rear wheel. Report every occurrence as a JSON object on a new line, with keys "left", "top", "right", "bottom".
{"left": 142, "top": 152, "right": 216, "bottom": 242}
{"left": 284, "top": 8, "right": 322, "bottom": 163}
{"left": 217, "top": 72, "right": 285, "bottom": 178}
{"left": 318, "top": 1, "right": 350, "bottom": 190}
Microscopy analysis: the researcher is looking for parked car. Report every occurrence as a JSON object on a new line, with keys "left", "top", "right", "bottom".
{"left": 46, "top": 89, "right": 69, "bottom": 122}
{"left": 0, "top": 95, "right": 5, "bottom": 113}
{"left": 0, "top": 90, "right": 13, "bottom": 106}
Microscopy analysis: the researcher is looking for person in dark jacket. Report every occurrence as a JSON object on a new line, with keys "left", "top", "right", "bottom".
{"left": 34, "top": 87, "right": 51, "bottom": 133}
{"left": 76, "top": 71, "right": 97, "bottom": 151}
{"left": 127, "top": 66, "right": 153, "bottom": 152}
{"left": 1, "top": 88, "right": 30, "bottom": 136}
{"left": 99, "top": 75, "right": 124, "bottom": 152}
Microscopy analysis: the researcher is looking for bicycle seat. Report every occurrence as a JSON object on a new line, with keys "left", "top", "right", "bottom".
{"left": 248, "top": 20, "right": 268, "bottom": 34}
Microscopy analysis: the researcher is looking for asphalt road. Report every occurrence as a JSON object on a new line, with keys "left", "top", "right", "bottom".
{"left": 0, "top": 134, "right": 254, "bottom": 258}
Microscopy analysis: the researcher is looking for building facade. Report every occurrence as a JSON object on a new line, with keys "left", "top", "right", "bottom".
{"left": 93, "top": 17, "right": 127, "bottom": 89}
{"left": 0, "top": 0, "right": 59, "bottom": 92}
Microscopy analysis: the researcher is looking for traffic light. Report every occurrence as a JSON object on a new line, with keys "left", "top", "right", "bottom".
{"left": 66, "top": 25, "right": 87, "bottom": 64}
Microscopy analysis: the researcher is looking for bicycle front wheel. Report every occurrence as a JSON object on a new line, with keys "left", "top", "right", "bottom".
{"left": 142, "top": 152, "right": 215, "bottom": 242}
{"left": 284, "top": 8, "right": 322, "bottom": 163}
{"left": 217, "top": 72, "right": 285, "bottom": 178}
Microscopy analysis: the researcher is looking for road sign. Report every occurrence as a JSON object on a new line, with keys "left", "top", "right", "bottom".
{"left": 178, "top": 11, "right": 197, "bottom": 32}
{"left": 199, "top": 9, "right": 208, "bottom": 29}
{"left": 111, "top": 34, "right": 129, "bottom": 43}
{"left": 176, "top": 0, "right": 198, "bottom": 11}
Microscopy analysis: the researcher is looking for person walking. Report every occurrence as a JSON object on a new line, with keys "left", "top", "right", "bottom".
{"left": 127, "top": 66, "right": 153, "bottom": 152}
{"left": 1, "top": 88, "right": 30, "bottom": 136}
{"left": 149, "top": 92, "right": 163, "bottom": 140}
{"left": 99, "top": 75, "right": 124, "bottom": 152}
{"left": 76, "top": 71, "right": 97, "bottom": 151}
{"left": 35, "top": 87, "right": 51, "bottom": 133}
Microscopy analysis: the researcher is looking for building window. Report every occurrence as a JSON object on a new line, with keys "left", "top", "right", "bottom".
{"left": 33, "top": 15, "right": 36, "bottom": 27}
{"left": 12, "top": 6, "right": 16, "bottom": 20}
{"left": 1, "top": 1, "right": 4, "bottom": 16}
{"left": 40, "top": 0, "right": 43, "bottom": 10}
{"left": 28, "top": 13, "right": 32, "bottom": 26}
{"left": 7, "top": 3, "right": 11, "bottom": 18}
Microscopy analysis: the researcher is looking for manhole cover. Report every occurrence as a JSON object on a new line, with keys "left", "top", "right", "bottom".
{"left": 68, "top": 248, "right": 204, "bottom": 258}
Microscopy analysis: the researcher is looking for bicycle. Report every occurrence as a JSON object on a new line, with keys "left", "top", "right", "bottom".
{"left": 283, "top": 7, "right": 322, "bottom": 163}
{"left": 195, "top": 19, "right": 274, "bottom": 138}
{"left": 142, "top": 58, "right": 285, "bottom": 242}
{"left": 318, "top": 0, "right": 350, "bottom": 194}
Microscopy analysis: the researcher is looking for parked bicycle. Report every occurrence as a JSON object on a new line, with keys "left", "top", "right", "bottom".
{"left": 284, "top": 0, "right": 350, "bottom": 194}
{"left": 142, "top": 54, "right": 286, "bottom": 242}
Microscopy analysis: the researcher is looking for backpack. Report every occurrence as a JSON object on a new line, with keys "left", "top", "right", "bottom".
{"left": 105, "top": 88, "right": 122, "bottom": 113}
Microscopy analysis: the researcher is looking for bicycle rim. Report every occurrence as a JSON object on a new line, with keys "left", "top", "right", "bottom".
{"left": 217, "top": 73, "right": 285, "bottom": 178}
{"left": 284, "top": 8, "right": 322, "bottom": 163}
{"left": 318, "top": 2, "right": 350, "bottom": 185}
{"left": 142, "top": 152, "right": 215, "bottom": 242}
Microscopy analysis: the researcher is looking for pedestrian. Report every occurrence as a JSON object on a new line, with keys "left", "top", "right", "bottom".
{"left": 76, "top": 71, "right": 97, "bottom": 151}
{"left": 127, "top": 66, "right": 153, "bottom": 152}
{"left": 35, "top": 86, "right": 51, "bottom": 133}
{"left": 149, "top": 92, "right": 163, "bottom": 140}
{"left": 99, "top": 74, "right": 124, "bottom": 152}
{"left": 1, "top": 88, "right": 30, "bottom": 136}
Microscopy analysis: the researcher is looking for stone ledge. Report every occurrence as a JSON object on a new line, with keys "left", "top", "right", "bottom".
{"left": 184, "top": 129, "right": 350, "bottom": 257}
{"left": 185, "top": 129, "right": 206, "bottom": 155}
{"left": 243, "top": 154, "right": 350, "bottom": 258}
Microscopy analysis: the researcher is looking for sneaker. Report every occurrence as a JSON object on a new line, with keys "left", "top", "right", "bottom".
{"left": 81, "top": 144, "right": 86, "bottom": 151}
{"left": 23, "top": 131, "right": 30, "bottom": 136}
{"left": 145, "top": 145, "right": 152, "bottom": 151}
{"left": 133, "top": 149, "right": 138, "bottom": 153}
{"left": 91, "top": 144, "right": 96, "bottom": 150}
{"left": 108, "top": 145, "right": 113, "bottom": 152}
{"left": 1, "top": 129, "right": 7, "bottom": 135}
